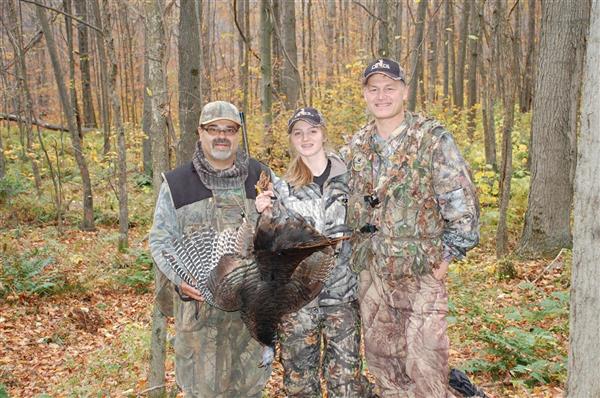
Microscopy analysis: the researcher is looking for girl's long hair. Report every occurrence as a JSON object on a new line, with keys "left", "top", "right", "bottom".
{"left": 285, "top": 126, "right": 327, "bottom": 188}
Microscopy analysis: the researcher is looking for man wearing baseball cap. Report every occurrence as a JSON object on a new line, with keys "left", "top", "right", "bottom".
{"left": 149, "top": 100, "right": 272, "bottom": 397}
{"left": 343, "top": 58, "right": 480, "bottom": 397}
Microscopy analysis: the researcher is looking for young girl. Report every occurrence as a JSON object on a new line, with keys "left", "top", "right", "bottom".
{"left": 256, "top": 107, "right": 370, "bottom": 397}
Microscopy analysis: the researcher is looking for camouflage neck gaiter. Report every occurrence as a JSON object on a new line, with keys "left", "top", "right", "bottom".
{"left": 192, "top": 141, "right": 249, "bottom": 190}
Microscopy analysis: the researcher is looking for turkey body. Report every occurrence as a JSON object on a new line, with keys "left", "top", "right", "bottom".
{"left": 163, "top": 203, "right": 342, "bottom": 366}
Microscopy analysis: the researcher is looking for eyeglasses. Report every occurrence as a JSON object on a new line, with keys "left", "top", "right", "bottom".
{"left": 202, "top": 125, "right": 239, "bottom": 137}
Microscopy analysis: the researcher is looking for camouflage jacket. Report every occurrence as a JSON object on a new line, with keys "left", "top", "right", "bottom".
{"left": 342, "top": 112, "right": 480, "bottom": 277}
{"left": 273, "top": 154, "right": 358, "bottom": 306}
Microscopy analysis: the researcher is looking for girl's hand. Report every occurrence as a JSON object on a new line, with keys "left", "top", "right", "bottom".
{"left": 255, "top": 190, "right": 274, "bottom": 213}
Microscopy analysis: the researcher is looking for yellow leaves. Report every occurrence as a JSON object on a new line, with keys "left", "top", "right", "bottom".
{"left": 145, "top": 87, "right": 152, "bottom": 96}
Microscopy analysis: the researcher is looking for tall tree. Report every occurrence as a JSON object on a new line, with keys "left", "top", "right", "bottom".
{"left": 260, "top": 0, "right": 273, "bottom": 152}
{"left": 325, "top": 0, "right": 336, "bottom": 88}
{"left": 495, "top": 0, "right": 517, "bottom": 258}
{"left": 568, "top": 1, "right": 599, "bottom": 395}
{"left": 443, "top": 0, "right": 452, "bottom": 104}
{"left": 177, "top": 0, "right": 202, "bottom": 165}
{"left": 280, "top": 0, "right": 300, "bottom": 109}
{"left": 101, "top": 0, "right": 128, "bottom": 250}
{"left": 518, "top": 0, "right": 591, "bottom": 258}
{"left": 6, "top": 0, "right": 43, "bottom": 196}
{"left": 64, "top": 0, "right": 83, "bottom": 139}
{"left": 427, "top": 0, "right": 439, "bottom": 106}
{"left": 454, "top": 0, "right": 471, "bottom": 109}
{"left": 378, "top": 0, "right": 389, "bottom": 57}
{"left": 407, "top": 0, "right": 428, "bottom": 111}
{"left": 466, "top": 0, "right": 479, "bottom": 139}
{"left": 144, "top": 0, "right": 171, "bottom": 395}
{"left": 35, "top": 2, "right": 95, "bottom": 231}
{"left": 394, "top": 0, "right": 403, "bottom": 61}
{"left": 74, "top": 0, "right": 97, "bottom": 128}
{"left": 90, "top": 0, "right": 111, "bottom": 155}
{"left": 520, "top": 0, "right": 536, "bottom": 112}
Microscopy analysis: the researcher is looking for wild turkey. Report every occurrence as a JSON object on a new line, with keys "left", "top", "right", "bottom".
{"left": 162, "top": 201, "right": 345, "bottom": 367}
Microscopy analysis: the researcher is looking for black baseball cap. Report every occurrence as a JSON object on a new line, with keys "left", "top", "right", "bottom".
{"left": 362, "top": 58, "right": 405, "bottom": 84}
{"left": 287, "top": 107, "right": 326, "bottom": 134}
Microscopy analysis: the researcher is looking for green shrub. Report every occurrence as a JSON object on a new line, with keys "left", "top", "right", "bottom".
{"left": 0, "top": 249, "right": 67, "bottom": 297}
{"left": 113, "top": 251, "right": 154, "bottom": 293}
{"left": 0, "top": 171, "right": 31, "bottom": 204}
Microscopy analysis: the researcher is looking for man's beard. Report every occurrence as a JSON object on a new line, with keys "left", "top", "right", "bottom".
{"left": 210, "top": 138, "right": 233, "bottom": 160}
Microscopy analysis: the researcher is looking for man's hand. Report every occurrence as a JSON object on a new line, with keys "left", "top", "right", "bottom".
{"left": 255, "top": 190, "right": 274, "bottom": 213}
{"left": 433, "top": 259, "right": 451, "bottom": 281}
{"left": 180, "top": 281, "right": 205, "bottom": 302}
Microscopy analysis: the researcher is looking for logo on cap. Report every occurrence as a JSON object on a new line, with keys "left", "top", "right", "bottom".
{"left": 371, "top": 59, "right": 390, "bottom": 70}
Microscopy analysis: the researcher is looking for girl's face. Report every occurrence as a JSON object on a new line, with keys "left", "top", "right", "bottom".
{"left": 289, "top": 120, "right": 325, "bottom": 159}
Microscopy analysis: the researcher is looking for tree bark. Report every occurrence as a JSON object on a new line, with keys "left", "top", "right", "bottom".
{"left": 394, "top": 0, "right": 403, "bottom": 61}
{"left": 90, "top": 0, "right": 111, "bottom": 155}
{"left": 260, "top": 0, "right": 273, "bottom": 152}
{"left": 281, "top": 0, "right": 300, "bottom": 109}
{"left": 520, "top": 0, "right": 536, "bottom": 112}
{"left": 144, "top": 0, "right": 171, "bottom": 395}
{"left": 6, "top": 0, "right": 43, "bottom": 196}
{"left": 427, "top": 0, "right": 439, "bottom": 106}
{"left": 495, "top": 0, "right": 517, "bottom": 258}
{"left": 443, "top": 0, "right": 451, "bottom": 104}
{"left": 466, "top": 0, "right": 479, "bottom": 140}
{"left": 518, "top": 0, "right": 591, "bottom": 258}
{"left": 567, "top": 1, "right": 600, "bottom": 395}
{"left": 325, "top": 0, "right": 336, "bottom": 88}
{"left": 36, "top": 2, "right": 95, "bottom": 231}
{"left": 64, "top": 0, "right": 83, "bottom": 140}
{"left": 407, "top": 0, "right": 428, "bottom": 111}
{"left": 454, "top": 0, "right": 471, "bottom": 109}
{"left": 74, "top": 0, "right": 97, "bottom": 128}
{"left": 177, "top": 0, "right": 202, "bottom": 165}
{"left": 378, "top": 0, "right": 389, "bottom": 57}
{"left": 101, "top": 0, "right": 128, "bottom": 250}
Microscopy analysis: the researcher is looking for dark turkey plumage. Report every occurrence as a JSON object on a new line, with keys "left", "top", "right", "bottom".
{"left": 162, "top": 202, "right": 344, "bottom": 366}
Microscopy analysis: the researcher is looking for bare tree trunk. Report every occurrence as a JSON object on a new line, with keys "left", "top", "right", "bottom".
{"left": 142, "top": 49, "right": 152, "bottom": 177}
{"left": 260, "top": 0, "right": 273, "bottom": 153}
{"left": 495, "top": 0, "right": 516, "bottom": 258}
{"left": 201, "top": 1, "right": 212, "bottom": 101}
{"left": 427, "top": 0, "right": 439, "bottom": 106}
{"left": 178, "top": 0, "right": 202, "bottom": 165}
{"left": 394, "top": 0, "right": 403, "bottom": 61}
{"left": 448, "top": 1, "right": 456, "bottom": 110}
{"left": 145, "top": 0, "right": 171, "bottom": 395}
{"left": 378, "top": 0, "right": 389, "bottom": 57}
{"left": 90, "top": 0, "right": 111, "bottom": 155}
{"left": 520, "top": 0, "right": 536, "bottom": 113}
{"left": 407, "top": 0, "right": 428, "bottom": 111}
{"left": 36, "top": 3, "right": 95, "bottom": 231}
{"left": 325, "top": 0, "right": 336, "bottom": 88}
{"left": 568, "top": 2, "right": 600, "bottom": 395}
{"left": 466, "top": 0, "right": 479, "bottom": 140}
{"left": 443, "top": 0, "right": 451, "bottom": 104}
{"left": 6, "top": 0, "right": 42, "bottom": 197}
{"left": 100, "top": 0, "right": 128, "bottom": 250}
{"left": 74, "top": 0, "right": 97, "bottom": 128}
{"left": 307, "top": 0, "right": 314, "bottom": 105}
{"left": 454, "top": 0, "right": 471, "bottom": 109}
{"left": 64, "top": 0, "right": 83, "bottom": 140}
{"left": 518, "top": 0, "right": 591, "bottom": 258}
{"left": 281, "top": 0, "right": 300, "bottom": 109}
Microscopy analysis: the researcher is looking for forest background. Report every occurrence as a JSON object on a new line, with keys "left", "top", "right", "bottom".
{"left": 0, "top": 0, "right": 598, "bottom": 397}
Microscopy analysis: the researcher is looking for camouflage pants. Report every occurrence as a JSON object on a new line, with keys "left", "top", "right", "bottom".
{"left": 279, "top": 300, "right": 369, "bottom": 397}
{"left": 174, "top": 298, "right": 270, "bottom": 398}
{"left": 359, "top": 269, "right": 455, "bottom": 398}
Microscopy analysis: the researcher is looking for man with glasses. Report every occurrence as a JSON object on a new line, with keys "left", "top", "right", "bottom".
{"left": 343, "top": 59, "right": 480, "bottom": 397}
{"left": 149, "top": 101, "right": 271, "bottom": 397}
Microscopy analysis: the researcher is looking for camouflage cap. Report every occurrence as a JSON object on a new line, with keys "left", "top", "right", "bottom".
{"left": 199, "top": 101, "right": 242, "bottom": 126}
